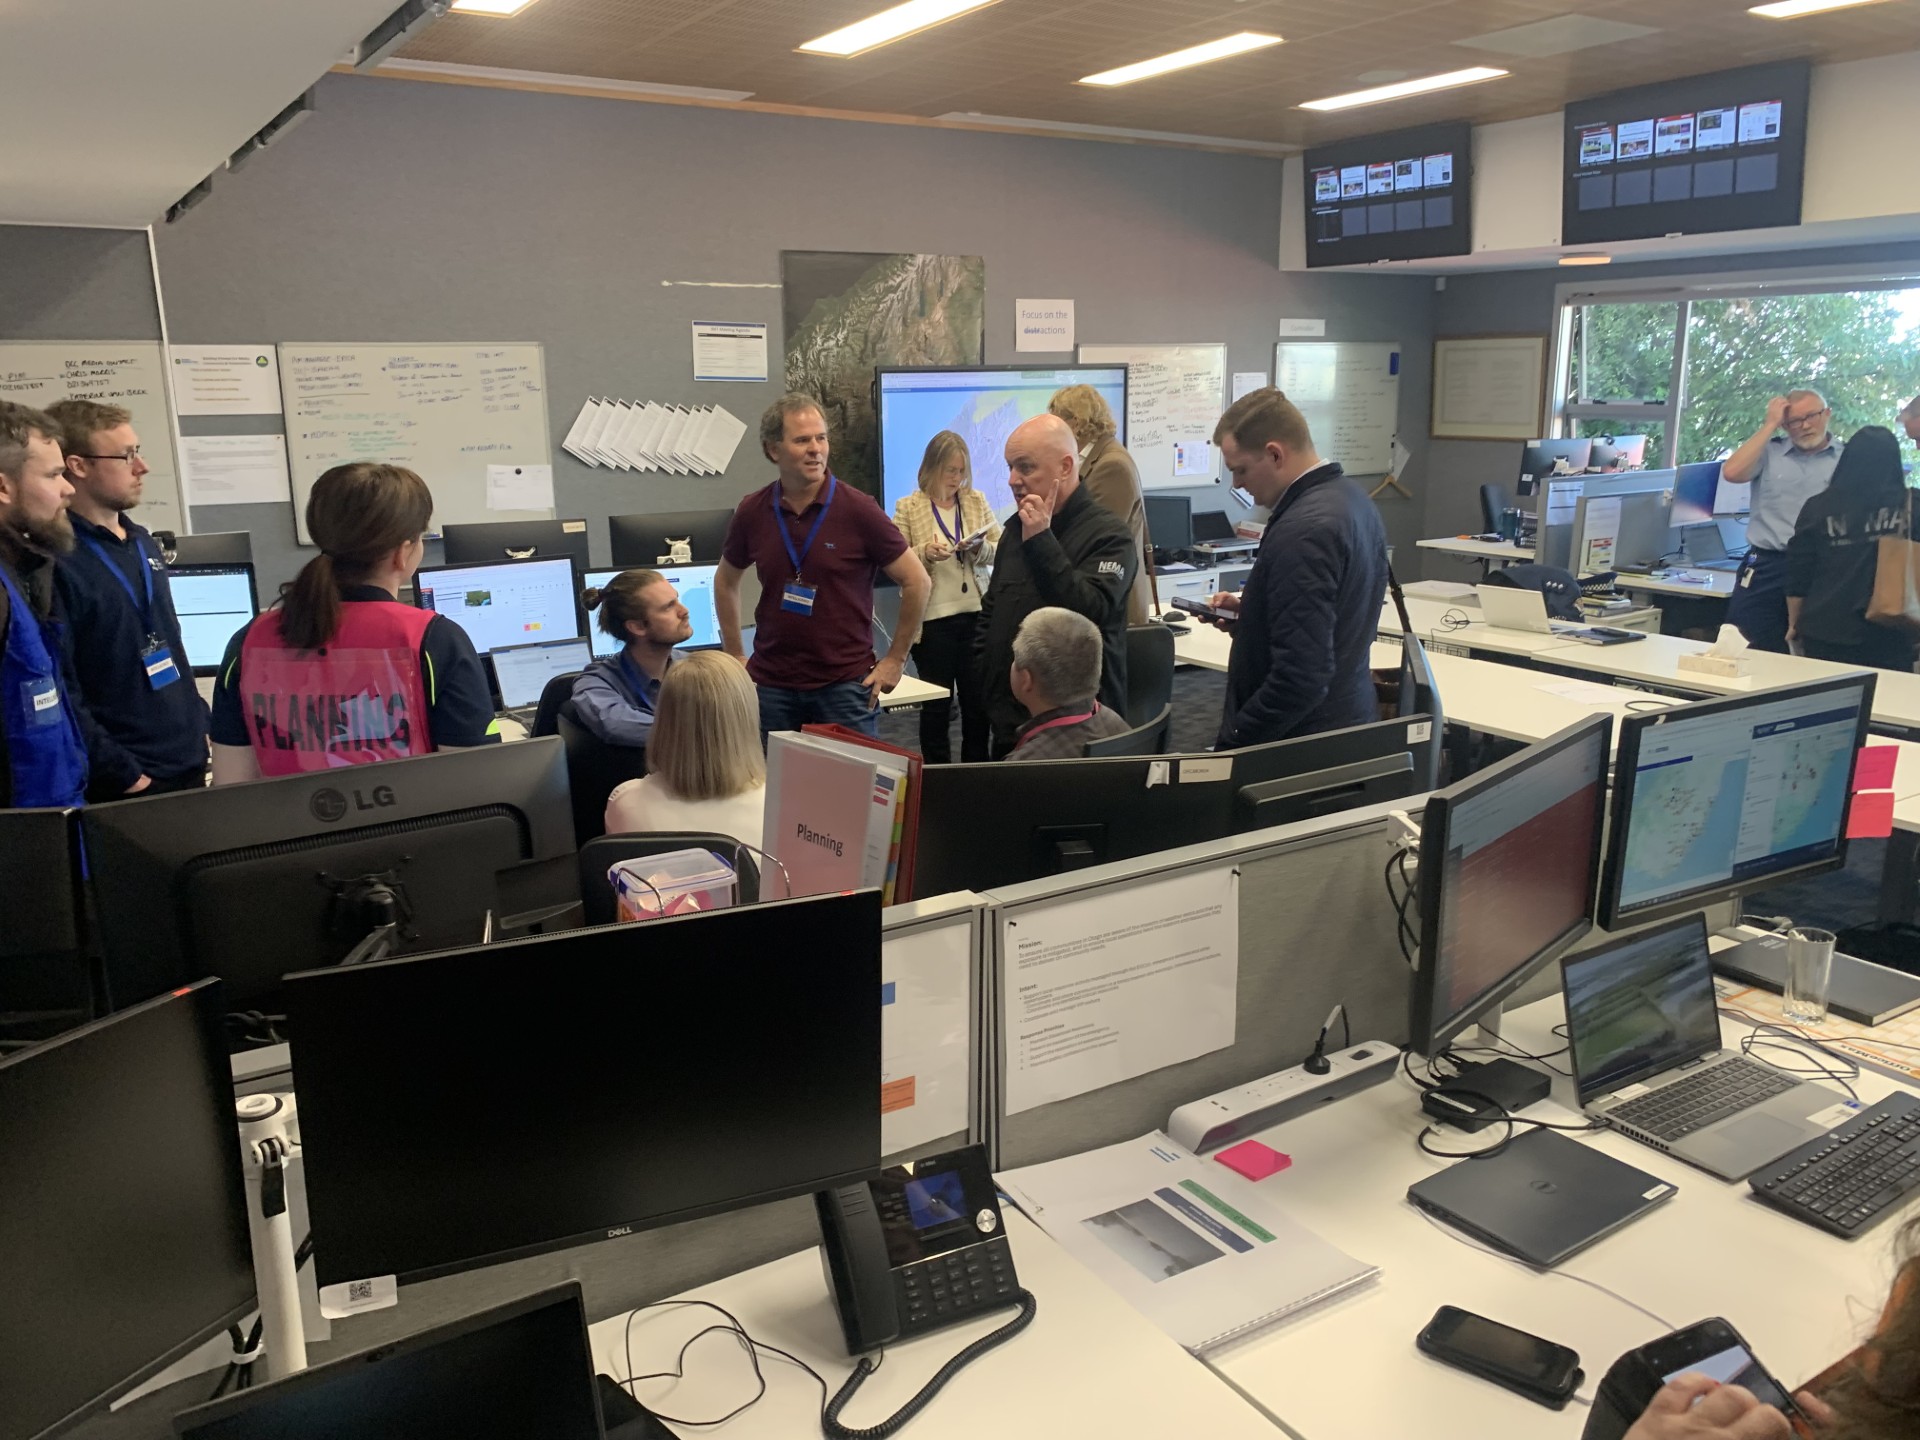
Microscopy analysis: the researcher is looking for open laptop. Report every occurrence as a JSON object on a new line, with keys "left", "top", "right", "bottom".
{"left": 1676, "top": 522, "right": 1745, "bottom": 572}
{"left": 1474, "top": 585, "right": 1584, "bottom": 636}
{"left": 1561, "top": 915, "right": 1851, "bottom": 1181}
{"left": 1189, "top": 510, "right": 1258, "bottom": 559}
{"left": 490, "top": 635, "right": 593, "bottom": 719}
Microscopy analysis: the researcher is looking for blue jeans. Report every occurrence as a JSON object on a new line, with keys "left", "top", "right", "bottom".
{"left": 756, "top": 681, "right": 879, "bottom": 738}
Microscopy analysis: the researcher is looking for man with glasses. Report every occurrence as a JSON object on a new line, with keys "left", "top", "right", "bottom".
{"left": 47, "top": 400, "right": 208, "bottom": 798}
{"left": 1900, "top": 395, "right": 1920, "bottom": 449}
{"left": 1720, "top": 389, "right": 1844, "bottom": 652}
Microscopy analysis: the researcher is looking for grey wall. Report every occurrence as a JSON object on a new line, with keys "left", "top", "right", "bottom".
{"left": 1421, "top": 238, "right": 1920, "bottom": 581}
{"left": 0, "top": 225, "right": 161, "bottom": 340}
{"left": 150, "top": 72, "right": 1437, "bottom": 597}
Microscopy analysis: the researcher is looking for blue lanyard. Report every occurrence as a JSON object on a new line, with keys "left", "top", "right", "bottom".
{"left": 81, "top": 533, "right": 156, "bottom": 633}
{"left": 773, "top": 475, "right": 835, "bottom": 581}
{"left": 617, "top": 650, "right": 658, "bottom": 715}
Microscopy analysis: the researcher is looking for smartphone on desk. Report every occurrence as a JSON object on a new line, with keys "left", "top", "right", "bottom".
{"left": 1417, "top": 1305, "right": 1583, "bottom": 1409}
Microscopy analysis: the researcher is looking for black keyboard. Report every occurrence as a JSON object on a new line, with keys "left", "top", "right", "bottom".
{"left": 1609, "top": 1059, "right": 1800, "bottom": 1140}
{"left": 1750, "top": 1093, "right": 1920, "bottom": 1238}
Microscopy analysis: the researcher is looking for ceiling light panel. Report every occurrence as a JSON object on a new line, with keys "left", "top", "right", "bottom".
{"left": 799, "top": 0, "right": 1002, "bottom": 57}
{"left": 1300, "top": 66, "right": 1508, "bottom": 112}
{"left": 449, "top": 0, "right": 542, "bottom": 15}
{"left": 1750, "top": 0, "right": 1895, "bottom": 16}
{"left": 1079, "top": 32, "right": 1284, "bottom": 87}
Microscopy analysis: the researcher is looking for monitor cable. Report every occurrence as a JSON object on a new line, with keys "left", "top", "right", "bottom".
{"left": 1719, "top": 1005, "right": 1862, "bottom": 1103}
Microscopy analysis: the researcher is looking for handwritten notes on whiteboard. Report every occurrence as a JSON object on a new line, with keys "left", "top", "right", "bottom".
{"left": 1274, "top": 342, "right": 1399, "bottom": 477}
{"left": 1077, "top": 343, "right": 1227, "bottom": 490}
{"left": 0, "top": 342, "right": 184, "bottom": 535}
{"left": 279, "top": 344, "right": 552, "bottom": 543}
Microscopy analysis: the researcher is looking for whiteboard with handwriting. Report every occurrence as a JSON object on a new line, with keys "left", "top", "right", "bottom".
{"left": 279, "top": 343, "right": 552, "bottom": 544}
{"left": 0, "top": 342, "right": 184, "bottom": 536}
{"left": 1077, "top": 343, "right": 1227, "bottom": 490}
{"left": 1274, "top": 342, "right": 1399, "bottom": 477}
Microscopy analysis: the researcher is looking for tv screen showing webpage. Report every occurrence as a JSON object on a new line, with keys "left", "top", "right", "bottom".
{"left": 1563, "top": 60, "right": 1810, "bottom": 246}
{"left": 1304, "top": 121, "right": 1472, "bottom": 267}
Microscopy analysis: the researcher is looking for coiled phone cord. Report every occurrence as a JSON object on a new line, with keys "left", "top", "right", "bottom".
{"left": 821, "top": 1289, "right": 1038, "bottom": 1439}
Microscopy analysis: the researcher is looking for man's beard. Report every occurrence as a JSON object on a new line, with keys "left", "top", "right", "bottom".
{"left": 3, "top": 506, "right": 75, "bottom": 557}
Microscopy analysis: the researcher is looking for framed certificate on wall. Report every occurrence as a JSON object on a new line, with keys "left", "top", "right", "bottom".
{"left": 1430, "top": 335, "right": 1547, "bottom": 441}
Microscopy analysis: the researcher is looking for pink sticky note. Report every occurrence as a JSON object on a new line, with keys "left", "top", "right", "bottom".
{"left": 1856, "top": 746, "right": 1899, "bottom": 792}
{"left": 1847, "top": 790, "right": 1896, "bottom": 840}
{"left": 1216, "top": 1140, "right": 1291, "bottom": 1181}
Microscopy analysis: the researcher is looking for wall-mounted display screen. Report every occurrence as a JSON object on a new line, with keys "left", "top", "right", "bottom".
{"left": 1562, "top": 61, "right": 1810, "bottom": 246}
{"left": 1304, "top": 121, "right": 1473, "bottom": 267}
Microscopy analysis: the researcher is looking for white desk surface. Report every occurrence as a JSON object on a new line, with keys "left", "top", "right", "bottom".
{"left": 1380, "top": 596, "right": 1597, "bottom": 658}
{"left": 1368, "top": 641, "right": 1656, "bottom": 749}
{"left": 1616, "top": 569, "right": 1738, "bottom": 601}
{"left": 586, "top": 1207, "right": 1281, "bottom": 1439}
{"left": 1211, "top": 993, "right": 1916, "bottom": 1440}
{"left": 1416, "top": 537, "right": 1534, "bottom": 562}
{"left": 1171, "top": 619, "right": 1233, "bottom": 674}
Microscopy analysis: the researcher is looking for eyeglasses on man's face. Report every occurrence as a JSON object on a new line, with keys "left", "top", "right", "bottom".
{"left": 79, "top": 446, "right": 143, "bottom": 464}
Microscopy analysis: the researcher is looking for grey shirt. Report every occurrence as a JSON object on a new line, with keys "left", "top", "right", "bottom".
{"left": 1744, "top": 433, "right": 1844, "bottom": 552}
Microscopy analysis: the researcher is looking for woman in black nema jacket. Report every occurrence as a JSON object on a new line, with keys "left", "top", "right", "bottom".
{"left": 1786, "top": 425, "right": 1919, "bottom": 673}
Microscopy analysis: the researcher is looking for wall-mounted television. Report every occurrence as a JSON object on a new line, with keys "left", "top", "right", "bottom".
{"left": 1562, "top": 60, "right": 1810, "bottom": 246}
{"left": 1303, "top": 121, "right": 1473, "bottom": 267}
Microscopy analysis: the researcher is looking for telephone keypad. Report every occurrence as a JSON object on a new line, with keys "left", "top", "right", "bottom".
{"left": 894, "top": 1237, "right": 1018, "bottom": 1333}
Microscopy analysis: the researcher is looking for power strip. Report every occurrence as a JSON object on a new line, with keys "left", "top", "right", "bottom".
{"left": 1167, "top": 1041, "right": 1399, "bottom": 1154}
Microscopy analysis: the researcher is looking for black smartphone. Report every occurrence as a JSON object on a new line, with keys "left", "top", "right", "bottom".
{"left": 1170, "top": 595, "right": 1229, "bottom": 622}
{"left": 1637, "top": 1319, "right": 1800, "bottom": 1418}
{"left": 1417, "top": 1305, "right": 1583, "bottom": 1409}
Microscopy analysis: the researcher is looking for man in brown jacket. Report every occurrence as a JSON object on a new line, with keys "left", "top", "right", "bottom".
{"left": 1050, "top": 385, "right": 1153, "bottom": 625}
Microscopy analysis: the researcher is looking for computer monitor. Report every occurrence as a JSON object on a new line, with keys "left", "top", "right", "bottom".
{"left": 287, "top": 891, "right": 881, "bottom": 1288}
{"left": 440, "top": 519, "right": 591, "bottom": 574}
{"left": 0, "top": 808, "right": 89, "bottom": 1028}
{"left": 413, "top": 556, "right": 582, "bottom": 656}
{"left": 875, "top": 365, "right": 1128, "bottom": 518}
{"left": 1411, "top": 715, "right": 1611, "bottom": 1056}
{"left": 79, "top": 739, "right": 577, "bottom": 1012}
{"left": 174, "top": 1285, "right": 604, "bottom": 1440}
{"left": 1587, "top": 435, "right": 1650, "bottom": 472}
{"left": 1231, "top": 713, "right": 1439, "bottom": 832}
{"left": 607, "top": 509, "right": 734, "bottom": 567}
{"left": 167, "top": 563, "right": 260, "bottom": 674}
{"left": 489, "top": 637, "right": 592, "bottom": 710}
{"left": 1598, "top": 674, "right": 1874, "bottom": 931}
{"left": 583, "top": 564, "right": 723, "bottom": 659}
{"left": 1144, "top": 495, "right": 1192, "bottom": 558}
{"left": 1519, "top": 439, "right": 1592, "bottom": 490}
{"left": 1672, "top": 460, "right": 1723, "bottom": 525}
{"left": 0, "top": 980, "right": 254, "bottom": 1440}
{"left": 156, "top": 530, "right": 253, "bottom": 568}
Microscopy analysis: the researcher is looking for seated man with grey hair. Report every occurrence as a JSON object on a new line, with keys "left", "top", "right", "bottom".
{"left": 1005, "top": 606, "right": 1131, "bottom": 761}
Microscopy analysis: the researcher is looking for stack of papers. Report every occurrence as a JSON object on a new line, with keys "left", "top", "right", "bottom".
{"left": 561, "top": 399, "right": 747, "bottom": 475}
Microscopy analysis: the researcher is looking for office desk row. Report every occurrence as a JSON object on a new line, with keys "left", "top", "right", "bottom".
{"left": 1415, "top": 533, "right": 1740, "bottom": 607}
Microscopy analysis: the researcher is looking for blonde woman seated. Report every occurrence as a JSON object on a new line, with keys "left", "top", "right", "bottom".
{"left": 892, "top": 430, "right": 1000, "bottom": 763}
{"left": 604, "top": 651, "right": 765, "bottom": 848}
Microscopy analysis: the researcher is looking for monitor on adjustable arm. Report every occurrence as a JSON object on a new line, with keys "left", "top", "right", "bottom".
{"left": 0, "top": 980, "right": 254, "bottom": 1440}
{"left": 607, "top": 509, "right": 734, "bottom": 568}
{"left": 167, "top": 563, "right": 259, "bottom": 675}
{"left": 286, "top": 891, "right": 882, "bottom": 1289}
{"left": 79, "top": 739, "right": 578, "bottom": 1016}
{"left": 440, "top": 519, "right": 591, "bottom": 574}
{"left": 1518, "top": 439, "right": 1592, "bottom": 497}
{"left": 1410, "top": 715, "right": 1612, "bottom": 1057}
{"left": 1598, "top": 674, "right": 1873, "bottom": 932}
{"left": 1144, "top": 494, "right": 1192, "bottom": 561}
{"left": 1587, "top": 435, "right": 1649, "bottom": 472}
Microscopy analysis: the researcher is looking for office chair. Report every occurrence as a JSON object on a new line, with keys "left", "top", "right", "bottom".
{"left": 1083, "top": 703, "right": 1172, "bottom": 757}
{"left": 576, "top": 832, "right": 763, "bottom": 925}
{"left": 1124, "top": 623, "right": 1176, "bottom": 729}
{"left": 1479, "top": 484, "right": 1509, "bottom": 535}
{"left": 554, "top": 711, "right": 651, "bottom": 845}
{"left": 531, "top": 671, "right": 583, "bottom": 739}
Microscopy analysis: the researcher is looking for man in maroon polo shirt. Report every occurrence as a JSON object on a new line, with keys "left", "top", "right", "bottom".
{"left": 716, "top": 394, "right": 930, "bottom": 737}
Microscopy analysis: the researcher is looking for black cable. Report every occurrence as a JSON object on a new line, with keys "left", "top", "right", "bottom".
{"left": 1437, "top": 607, "right": 1474, "bottom": 634}
{"left": 822, "top": 1292, "right": 1037, "bottom": 1439}
{"left": 1624, "top": 698, "right": 1672, "bottom": 712}
{"left": 1720, "top": 1007, "right": 1862, "bottom": 1102}
{"left": 293, "top": 1232, "right": 313, "bottom": 1270}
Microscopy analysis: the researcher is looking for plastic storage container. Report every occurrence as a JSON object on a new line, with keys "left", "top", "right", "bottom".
{"left": 608, "top": 848, "right": 738, "bottom": 922}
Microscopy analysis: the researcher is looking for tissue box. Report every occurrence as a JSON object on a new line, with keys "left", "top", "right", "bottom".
{"left": 609, "top": 848, "right": 737, "bottom": 922}
{"left": 1677, "top": 651, "right": 1750, "bottom": 678}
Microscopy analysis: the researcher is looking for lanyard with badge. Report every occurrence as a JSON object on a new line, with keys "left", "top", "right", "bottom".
{"left": 1013, "top": 703, "right": 1098, "bottom": 753}
{"left": 81, "top": 534, "right": 180, "bottom": 690}
{"left": 775, "top": 475, "right": 835, "bottom": 617}
{"left": 932, "top": 499, "right": 974, "bottom": 594}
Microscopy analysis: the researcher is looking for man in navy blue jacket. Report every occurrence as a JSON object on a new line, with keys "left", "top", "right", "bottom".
{"left": 1209, "top": 389, "right": 1388, "bottom": 750}
{"left": 49, "top": 400, "right": 209, "bottom": 799}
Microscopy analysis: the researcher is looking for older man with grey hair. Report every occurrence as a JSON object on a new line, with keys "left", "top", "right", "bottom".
{"left": 1005, "top": 607, "right": 1131, "bottom": 760}
{"left": 1720, "top": 388, "right": 1844, "bottom": 652}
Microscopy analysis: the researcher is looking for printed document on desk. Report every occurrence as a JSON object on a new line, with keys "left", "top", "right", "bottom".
{"left": 1000, "top": 868, "right": 1237, "bottom": 1116}
{"left": 882, "top": 920, "right": 972, "bottom": 1154}
{"left": 998, "top": 1131, "right": 1377, "bottom": 1354}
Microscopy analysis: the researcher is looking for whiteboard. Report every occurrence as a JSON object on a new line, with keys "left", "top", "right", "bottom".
{"left": 1077, "top": 343, "right": 1227, "bottom": 490}
{"left": 1274, "top": 342, "right": 1400, "bottom": 477}
{"left": 279, "top": 343, "right": 552, "bottom": 545}
{"left": 0, "top": 341, "right": 184, "bottom": 537}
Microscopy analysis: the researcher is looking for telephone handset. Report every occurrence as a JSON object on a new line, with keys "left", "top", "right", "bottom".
{"left": 816, "top": 1143, "right": 1022, "bottom": 1354}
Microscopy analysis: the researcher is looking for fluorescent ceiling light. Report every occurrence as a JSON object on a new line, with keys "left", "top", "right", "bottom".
{"left": 1559, "top": 253, "right": 1613, "bottom": 266}
{"left": 450, "top": 0, "right": 542, "bottom": 14}
{"left": 1079, "top": 32, "right": 1284, "bottom": 87}
{"left": 1750, "top": 0, "right": 1894, "bottom": 15}
{"left": 799, "top": 0, "right": 1001, "bottom": 57}
{"left": 1300, "top": 66, "right": 1508, "bottom": 111}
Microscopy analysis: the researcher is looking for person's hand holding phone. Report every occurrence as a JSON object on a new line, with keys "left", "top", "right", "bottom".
{"left": 1624, "top": 1375, "right": 1793, "bottom": 1440}
{"left": 1208, "top": 592, "right": 1242, "bottom": 633}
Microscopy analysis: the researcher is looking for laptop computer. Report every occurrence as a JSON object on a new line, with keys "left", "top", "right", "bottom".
{"left": 1677, "top": 523, "right": 1744, "bottom": 572}
{"left": 1406, "top": 1129, "right": 1676, "bottom": 1268}
{"left": 1189, "top": 510, "right": 1258, "bottom": 558}
{"left": 1561, "top": 915, "right": 1851, "bottom": 1181}
{"left": 1474, "top": 585, "right": 1584, "bottom": 636}
{"left": 489, "top": 636, "right": 593, "bottom": 720}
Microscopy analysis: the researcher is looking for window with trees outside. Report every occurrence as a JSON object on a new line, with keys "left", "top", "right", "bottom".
{"left": 1556, "top": 279, "right": 1920, "bottom": 473}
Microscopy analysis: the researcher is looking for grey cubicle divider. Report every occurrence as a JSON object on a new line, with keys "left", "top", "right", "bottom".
{"left": 297, "top": 895, "right": 988, "bottom": 1356}
{"left": 986, "top": 799, "right": 1418, "bottom": 1171}
{"left": 1535, "top": 468, "right": 1676, "bottom": 573}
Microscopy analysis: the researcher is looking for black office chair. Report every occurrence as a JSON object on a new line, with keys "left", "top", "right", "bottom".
{"left": 1124, "top": 623, "right": 1175, "bottom": 729}
{"left": 1083, "top": 703, "right": 1172, "bottom": 757}
{"left": 555, "top": 710, "right": 651, "bottom": 845}
{"left": 576, "top": 832, "right": 763, "bottom": 925}
{"left": 1479, "top": 483, "right": 1510, "bottom": 535}
{"left": 1481, "top": 563, "right": 1583, "bottom": 621}
{"left": 531, "top": 671, "right": 583, "bottom": 738}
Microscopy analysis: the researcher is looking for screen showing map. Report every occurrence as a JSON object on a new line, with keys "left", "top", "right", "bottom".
{"left": 1612, "top": 680, "right": 1867, "bottom": 920}
{"left": 877, "top": 366, "right": 1127, "bottom": 520}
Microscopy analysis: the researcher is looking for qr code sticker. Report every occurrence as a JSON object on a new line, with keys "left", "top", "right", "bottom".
{"left": 347, "top": 1280, "right": 374, "bottom": 1304}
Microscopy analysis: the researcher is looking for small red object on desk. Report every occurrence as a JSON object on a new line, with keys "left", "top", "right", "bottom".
{"left": 1216, "top": 1139, "right": 1291, "bottom": 1180}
